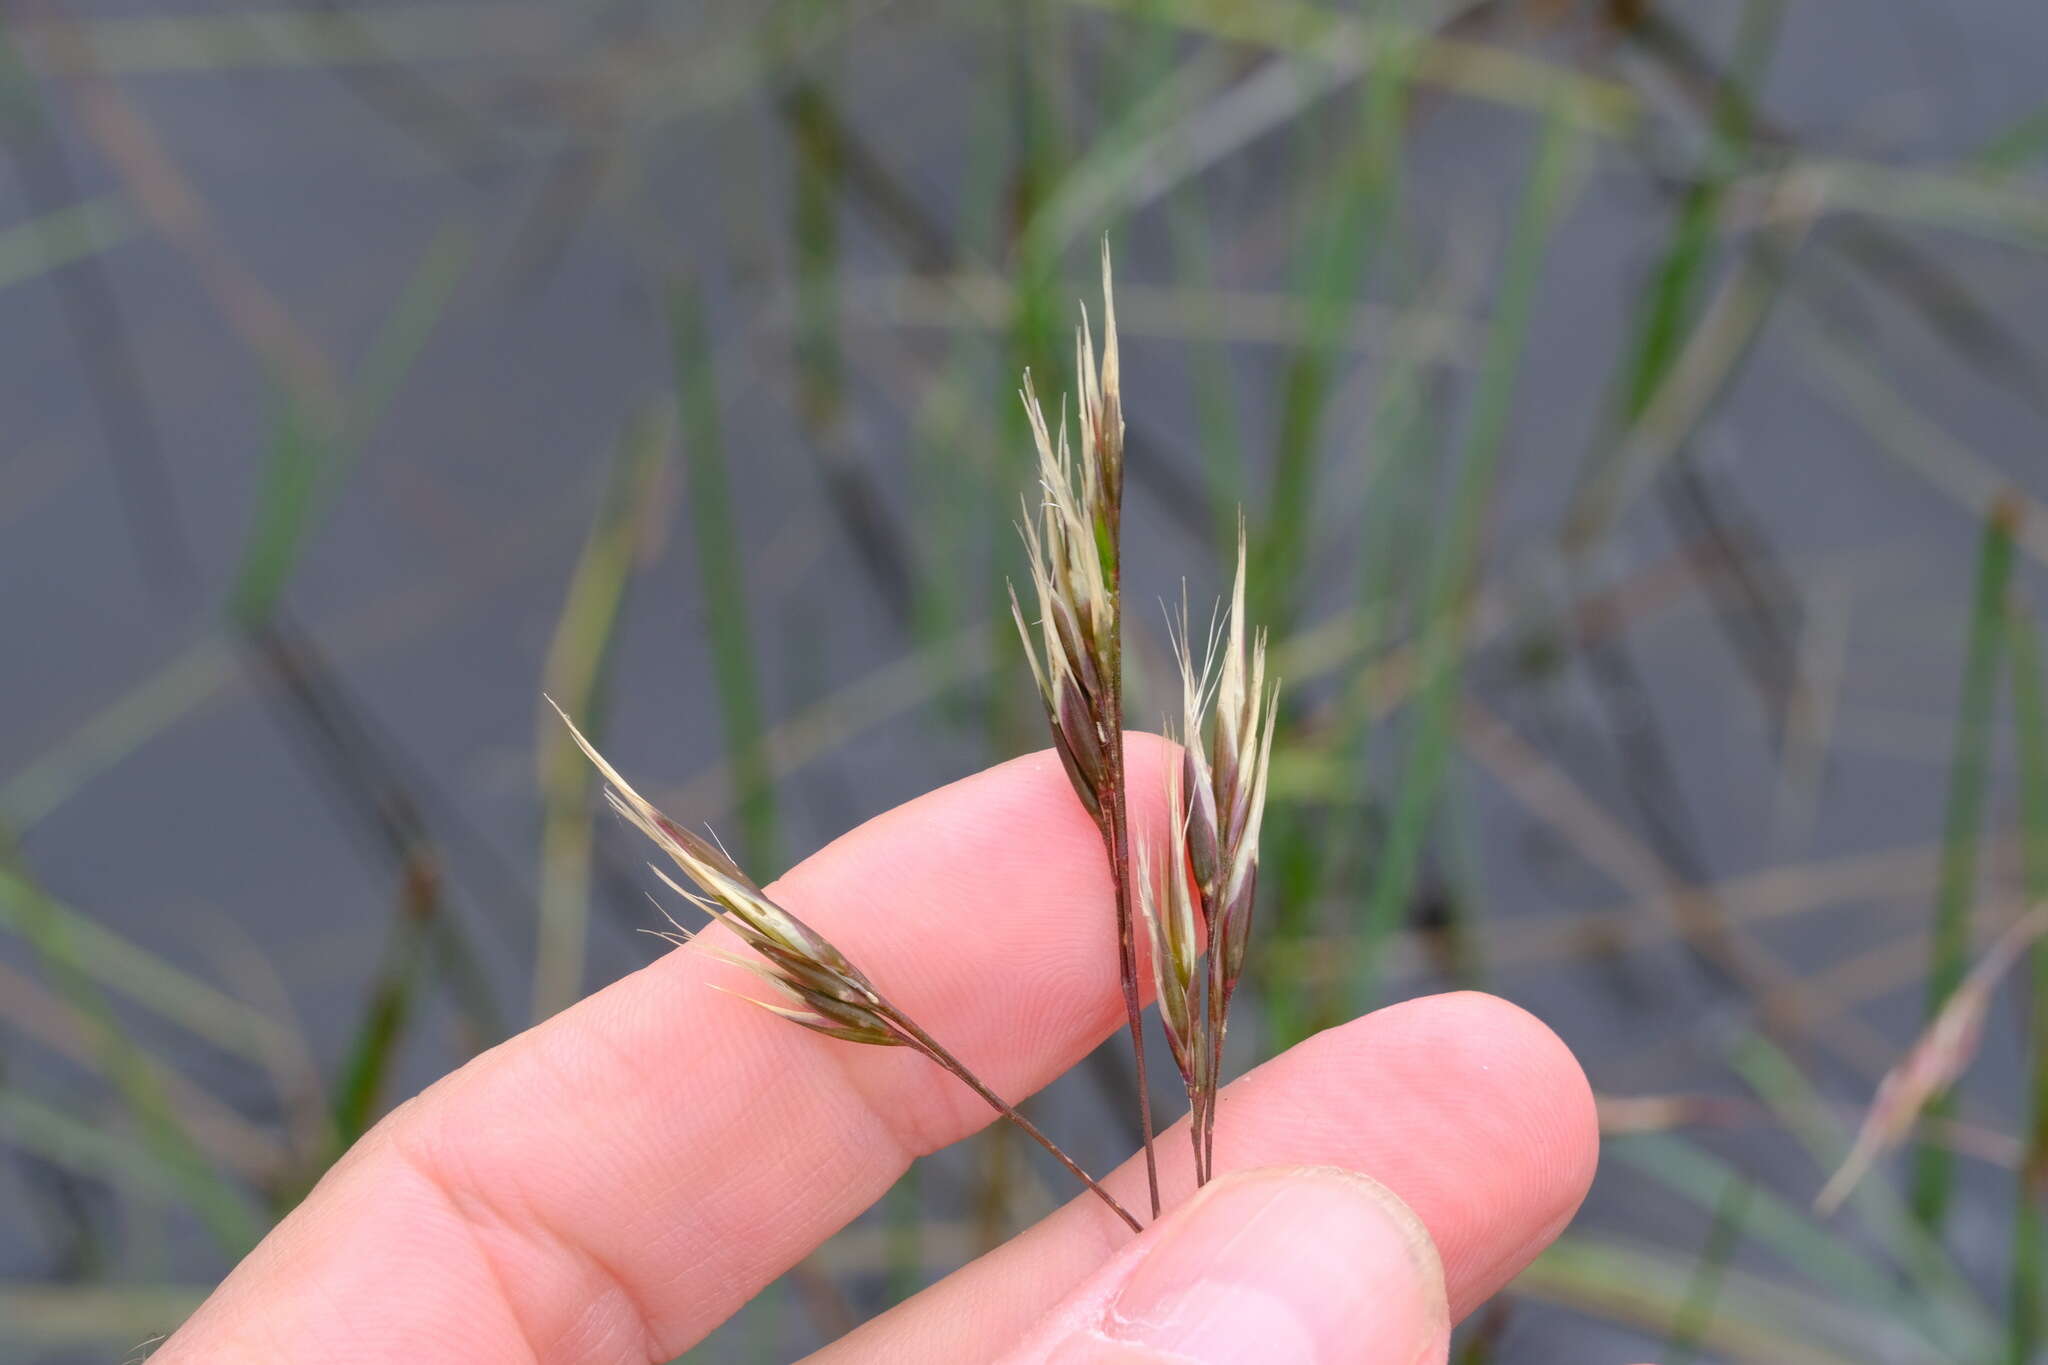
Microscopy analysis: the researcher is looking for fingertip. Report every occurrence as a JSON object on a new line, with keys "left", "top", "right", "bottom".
{"left": 817, "top": 991, "right": 1600, "bottom": 1361}
{"left": 1006, "top": 1166, "right": 1449, "bottom": 1365}
{"left": 1270, "top": 992, "right": 1598, "bottom": 1315}
{"left": 1381, "top": 990, "right": 1600, "bottom": 1199}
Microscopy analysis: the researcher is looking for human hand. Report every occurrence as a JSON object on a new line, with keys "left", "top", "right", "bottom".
{"left": 154, "top": 738, "right": 1599, "bottom": 1363}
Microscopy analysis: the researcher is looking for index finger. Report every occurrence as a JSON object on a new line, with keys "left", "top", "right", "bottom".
{"left": 160, "top": 737, "right": 1178, "bottom": 1364}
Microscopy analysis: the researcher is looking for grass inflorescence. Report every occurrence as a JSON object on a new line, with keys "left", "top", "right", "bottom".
{"left": 1005, "top": 242, "right": 1164, "bottom": 1214}
{"left": 551, "top": 698, "right": 1143, "bottom": 1233}
{"left": 1142, "top": 527, "right": 1278, "bottom": 1185}
{"left": 555, "top": 246, "right": 1278, "bottom": 1229}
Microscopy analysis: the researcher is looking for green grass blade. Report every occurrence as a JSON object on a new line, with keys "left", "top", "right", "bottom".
{"left": 1163, "top": 203, "right": 1247, "bottom": 560}
{"left": 669, "top": 283, "right": 778, "bottom": 870}
{"left": 1354, "top": 104, "right": 1580, "bottom": 1004}
{"left": 1062, "top": 0, "right": 1638, "bottom": 134}
{"left": 1978, "top": 102, "right": 2048, "bottom": 177}
{"left": 329, "top": 917, "right": 431, "bottom": 1145}
{"left": 0, "top": 864, "right": 278, "bottom": 1061}
{"left": 1666, "top": 1178, "right": 1750, "bottom": 1365}
{"left": 885, "top": 1162, "right": 923, "bottom": 1306}
{"left": 326, "top": 867, "right": 497, "bottom": 1146}
{"left": 1517, "top": 1232, "right": 1903, "bottom": 1365}
{"left": 0, "top": 864, "right": 263, "bottom": 1255}
{"left": 228, "top": 226, "right": 469, "bottom": 628}
{"left": 1610, "top": 1134, "right": 1953, "bottom": 1349}
{"left": 1260, "top": 265, "right": 1456, "bottom": 1041}
{"left": 787, "top": 81, "right": 845, "bottom": 434}
{"left": 1911, "top": 496, "right": 2016, "bottom": 1233}
{"left": 343, "top": 225, "right": 470, "bottom": 450}
{"left": 1729, "top": 1032, "right": 1996, "bottom": 1353}
{"left": 228, "top": 394, "right": 325, "bottom": 628}
{"left": 1257, "top": 27, "right": 1413, "bottom": 631}
{"left": 902, "top": 77, "right": 1007, "bottom": 695}
{"left": 1800, "top": 322, "right": 2048, "bottom": 568}
{"left": 0, "top": 195, "right": 132, "bottom": 293}
{"left": 0, "top": 637, "right": 234, "bottom": 832}
{"left": 533, "top": 404, "right": 674, "bottom": 1020}
{"left": 1564, "top": 0, "right": 1785, "bottom": 547}
{"left": 0, "top": 1089, "right": 226, "bottom": 1219}
{"left": 2008, "top": 596, "right": 2048, "bottom": 1363}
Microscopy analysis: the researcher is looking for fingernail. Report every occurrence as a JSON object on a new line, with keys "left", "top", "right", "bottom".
{"left": 1100, "top": 1167, "right": 1447, "bottom": 1363}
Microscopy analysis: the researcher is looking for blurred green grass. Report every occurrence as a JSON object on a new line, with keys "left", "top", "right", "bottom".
{"left": 3, "top": 2, "right": 2048, "bottom": 1361}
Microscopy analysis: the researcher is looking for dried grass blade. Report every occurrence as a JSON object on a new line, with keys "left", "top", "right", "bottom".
{"left": 1818, "top": 905, "right": 2048, "bottom": 1215}
{"left": 533, "top": 404, "right": 672, "bottom": 1020}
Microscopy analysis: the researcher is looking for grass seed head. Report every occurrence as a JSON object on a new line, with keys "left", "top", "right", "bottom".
{"left": 1169, "top": 523, "right": 1278, "bottom": 995}
{"left": 1011, "top": 244, "right": 1127, "bottom": 819}
{"left": 548, "top": 698, "right": 904, "bottom": 1049}
{"left": 1148, "top": 518, "right": 1280, "bottom": 1152}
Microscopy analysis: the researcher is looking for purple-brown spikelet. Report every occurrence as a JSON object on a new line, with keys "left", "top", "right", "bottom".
{"left": 1139, "top": 521, "right": 1278, "bottom": 1185}
{"left": 1009, "top": 241, "right": 1164, "bottom": 1215}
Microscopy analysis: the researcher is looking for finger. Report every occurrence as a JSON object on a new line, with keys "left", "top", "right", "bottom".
{"left": 815, "top": 991, "right": 1596, "bottom": 1364}
{"left": 997, "top": 1167, "right": 1449, "bottom": 1365}
{"left": 158, "top": 738, "right": 1179, "bottom": 1365}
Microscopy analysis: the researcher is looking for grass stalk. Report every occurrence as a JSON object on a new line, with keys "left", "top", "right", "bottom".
{"left": 1257, "top": 30, "right": 1411, "bottom": 630}
{"left": 1729, "top": 1033, "right": 1995, "bottom": 1355}
{"left": 0, "top": 1091, "right": 235, "bottom": 1233}
{"left": 229, "top": 226, "right": 468, "bottom": 629}
{"left": 1355, "top": 104, "right": 1578, "bottom": 1003}
{"left": 0, "top": 859, "right": 261, "bottom": 1255}
{"left": 1666, "top": 1178, "right": 1751, "bottom": 1365}
{"left": 0, "top": 195, "right": 132, "bottom": 293}
{"left": 889, "top": 1015, "right": 1141, "bottom": 1232}
{"left": 1978, "top": 102, "right": 2048, "bottom": 177}
{"left": 884, "top": 1162, "right": 923, "bottom": 1305}
{"left": 533, "top": 405, "right": 673, "bottom": 1020}
{"left": 2007, "top": 593, "right": 2048, "bottom": 1362}
{"left": 668, "top": 282, "right": 779, "bottom": 871}
{"left": 1610, "top": 1135, "right": 1924, "bottom": 1330}
{"left": 1008, "top": 246, "right": 1161, "bottom": 1215}
{"left": 329, "top": 864, "right": 438, "bottom": 1144}
{"left": 1911, "top": 495, "right": 2017, "bottom": 1232}
{"left": 0, "top": 864, "right": 277, "bottom": 1061}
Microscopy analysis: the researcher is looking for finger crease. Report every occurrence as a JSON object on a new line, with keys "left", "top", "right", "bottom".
{"left": 387, "top": 1124, "right": 666, "bottom": 1365}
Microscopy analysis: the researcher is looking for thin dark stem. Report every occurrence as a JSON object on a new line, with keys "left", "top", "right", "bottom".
{"left": 1203, "top": 954, "right": 1224, "bottom": 1182}
{"left": 892, "top": 1018, "right": 1143, "bottom": 1233}
{"left": 1103, "top": 794, "right": 1162, "bottom": 1217}
{"left": 1204, "top": 990, "right": 1228, "bottom": 1179}
{"left": 1103, "top": 486, "right": 1163, "bottom": 1218}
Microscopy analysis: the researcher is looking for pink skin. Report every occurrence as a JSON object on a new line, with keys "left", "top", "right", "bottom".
{"left": 155, "top": 736, "right": 1606, "bottom": 1365}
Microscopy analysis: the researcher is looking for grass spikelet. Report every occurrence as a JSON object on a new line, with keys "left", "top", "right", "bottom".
{"left": 1009, "top": 240, "right": 1161, "bottom": 1214}
{"left": 1192, "top": 524, "right": 1278, "bottom": 1181}
{"left": 1141, "top": 520, "right": 1279, "bottom": 1185}
{"left": 548, "top": 698, "right": 1141, "bottom": 1232}
{"left": 1138, "top": 775, "right": 1202, "bottom": 1097}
